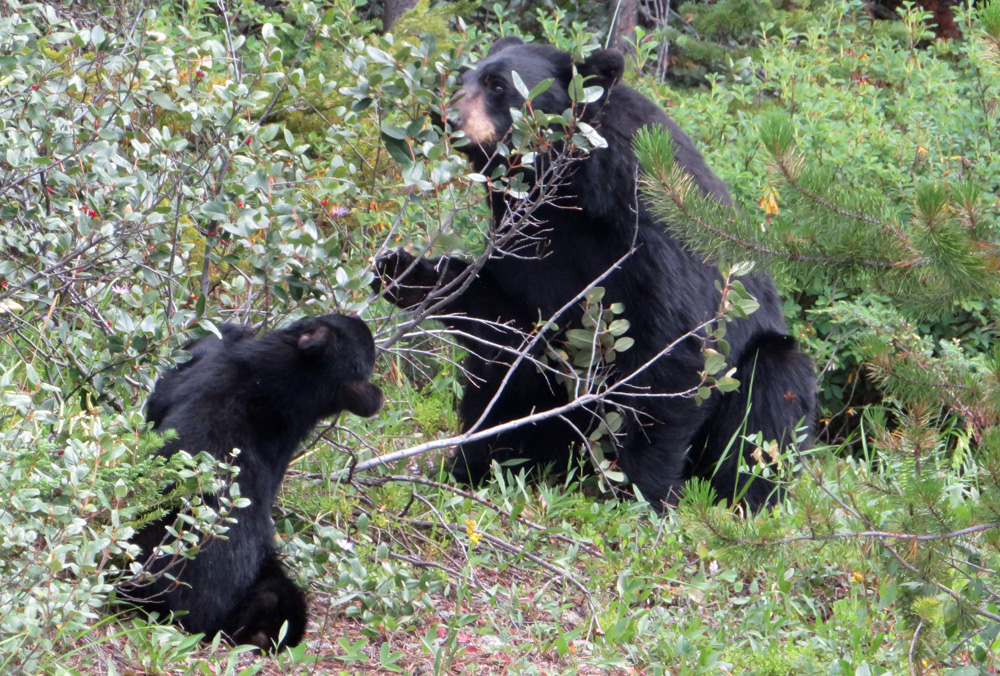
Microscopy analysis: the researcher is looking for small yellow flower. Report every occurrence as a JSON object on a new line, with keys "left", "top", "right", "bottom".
{"left": 758, "top": 187, "right": 780, "bottom": 217}
{"left": 464, "top": 519, "right": 482, "bottom": 546}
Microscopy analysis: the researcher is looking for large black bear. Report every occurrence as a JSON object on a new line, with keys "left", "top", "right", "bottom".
{"left": 375, "top": 38, "right": 815, "bottom": 511}
{"left": 122, "top": 314, "right": 383, "bottom": 650}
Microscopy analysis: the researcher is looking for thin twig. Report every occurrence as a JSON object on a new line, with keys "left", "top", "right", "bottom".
{"left": 353, "top": 474, "right": 605, "bottom": 558}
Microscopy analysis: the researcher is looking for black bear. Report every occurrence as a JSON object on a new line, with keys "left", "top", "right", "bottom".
{"left": 374, "top": 37, "right": 816, "bottom": 512}
{"left": 122, "top": 314, "right": 383, "bottom": 650}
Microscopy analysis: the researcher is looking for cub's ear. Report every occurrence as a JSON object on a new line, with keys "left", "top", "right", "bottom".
{"left": 578, "top": 49, "right": 625, "bottom": 92}
{"left": 298, "top": 324, "right": 334, "bottom": 357}
{"left": 487, "top": 35, "right": 524, "bottom": 57}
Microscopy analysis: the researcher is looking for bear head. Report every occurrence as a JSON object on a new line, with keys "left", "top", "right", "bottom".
{"left": 278, "top": 313, "right": 384, "bottom": 418}
{"left": 451, "top": 37, "right": 625, "bottom": 168}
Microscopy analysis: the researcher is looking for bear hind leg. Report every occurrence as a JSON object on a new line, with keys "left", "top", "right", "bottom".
{"left": 692, "top": 332, "right": 816, "bottom": 511}
{"left": 221, "top": 552, "right": 307, "bottom": 651}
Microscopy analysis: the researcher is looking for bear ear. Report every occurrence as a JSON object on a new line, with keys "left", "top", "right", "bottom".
{"left": 487, "top": 35, "right": 524, "bottom": 57}
{"left": 298, "top": 324, "right": 335, "bottom": 357}
{"left": 578, "top": 49, "right": 625, "bottom": 92}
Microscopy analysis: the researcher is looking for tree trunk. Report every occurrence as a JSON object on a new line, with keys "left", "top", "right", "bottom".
{"left": 607, "top": 0, "right": 639, "bottom": 54}
{"left": 383, "top": 0, "right": 418, "bottom": 33}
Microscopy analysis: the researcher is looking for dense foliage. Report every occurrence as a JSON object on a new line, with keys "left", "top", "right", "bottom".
{"left": 1, "top": 0, "right": 999, "bottom": 674}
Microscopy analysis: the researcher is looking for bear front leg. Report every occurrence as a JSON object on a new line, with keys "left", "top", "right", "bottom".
{"left": 616, "top": 402, "right": 709, "bottom": 512}
{"left": 372, "top": 249, "right": 468, "bottom": 310}
{"left": 445, "top": 437, "right": 497, "bottom": 485}
{"left": 618, "top": 435, "right": 689, "bottom": 512}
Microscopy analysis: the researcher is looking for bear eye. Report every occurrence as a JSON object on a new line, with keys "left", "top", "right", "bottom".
{"left": 485, "top": 77, "right": 505, "bottom": 95}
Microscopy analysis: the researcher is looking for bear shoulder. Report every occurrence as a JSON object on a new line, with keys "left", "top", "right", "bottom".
{"left": 583, "top": 85, "right": 733, "bottom": 208}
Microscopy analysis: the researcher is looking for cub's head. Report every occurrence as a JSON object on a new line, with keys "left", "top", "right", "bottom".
{"left": 282, "top": 313, "right": 383, "bottom": 418}
{"left": 451, "top": 37, "right": 624, "bottom": 166}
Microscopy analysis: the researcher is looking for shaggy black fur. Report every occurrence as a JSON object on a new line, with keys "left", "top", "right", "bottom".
{"left": 123, "top": 314, "right": 383, "bottom": 649}
{"left": 375, "top": 39, "right": 815, "bottom": 511}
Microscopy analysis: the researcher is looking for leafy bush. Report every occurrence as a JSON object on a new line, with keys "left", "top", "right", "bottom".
{"left": 0, "top": 1, "right": 389, "bottom": 669}
{"left": 636, "top": 0, "right": 1000, "bottom": 664}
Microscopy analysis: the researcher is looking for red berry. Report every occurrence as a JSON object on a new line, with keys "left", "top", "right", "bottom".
{"left": 31, "top": 84, "right": 38, "bottom": 90}
{"left": 237, "top": 201, "right": 244, "bottom": 207}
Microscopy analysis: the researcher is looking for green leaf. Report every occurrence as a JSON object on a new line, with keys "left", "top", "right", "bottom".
{"left": 716, "top": 375, "right": 741, "bottom": 393}
{"left": 704, "top": 348, "right": 726, "bottom": 375}
{"left": 382, "top": 135, "right": 413, "bottom": 165}
{"left": 527, "top": 77, "right": 554, "bottom": 100}
{"left": 608, "top": 318, "right": 630, "bottom": 336}
{"left": 260, "top": 124, "right": 281, "bottom": 143}
{"left": 613, "top": 337, "right": 634, "bottom": 352}
{"left": 566, "top": 329, "right": 596, "bottom": 348}
{"left": 148, "top": 91, "right": 177, "bottom": 111}
{"left": 511, "top": 70, "right": 529, "bottom": 99}
{"left": 580, "top": 85, "right": 605, "bottom": 104}
{"left": 380, "top": 124, "right": 406, "bottom": 140}
{"left": 379, "top": 642, "right": 404, "bottom": 671}
{"left": 201, "top": 200, "right": 229, "bottom": 220}
{"left": 568, "top": 72, "right": 585, "bottom": 104}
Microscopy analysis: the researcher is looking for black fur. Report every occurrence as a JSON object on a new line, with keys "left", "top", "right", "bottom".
{"left": 374, "top": 39, "right": 815, "bottom": 511}
{"left": 123, "top": 314, "right": 383, "bottom": 649}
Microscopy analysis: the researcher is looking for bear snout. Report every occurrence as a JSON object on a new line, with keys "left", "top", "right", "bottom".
{"left": 453, "top": 89, "right": 498, "bottom": 145}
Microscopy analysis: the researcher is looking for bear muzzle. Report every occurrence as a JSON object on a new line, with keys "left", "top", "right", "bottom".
{"left": 452, "top": 89, "right": 498, "bottom": 145}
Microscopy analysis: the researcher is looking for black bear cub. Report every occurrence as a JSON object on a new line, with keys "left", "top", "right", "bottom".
{"left": 375, "top": 38, "right": 816, "bottom": 511}
{"left": 122, "top": 314, "right": 383, "bottom": 650}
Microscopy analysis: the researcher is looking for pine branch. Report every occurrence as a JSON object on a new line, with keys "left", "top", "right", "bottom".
{"left": 640, "top": 167, "right": 911, "bottom": 270}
